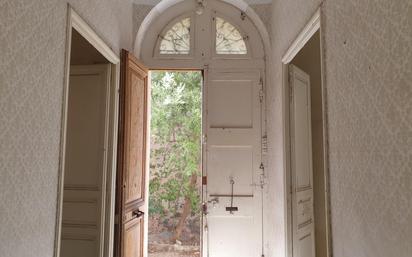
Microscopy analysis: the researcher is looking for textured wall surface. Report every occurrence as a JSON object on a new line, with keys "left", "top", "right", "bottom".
{"left": 268, "top": 0, "right": 412, "bottom": 257}
{"left": 323, "top": 0, "right": 412, "bottom": 256}
{"left": 0, "top": 1, "right": 133, "bottom": 257}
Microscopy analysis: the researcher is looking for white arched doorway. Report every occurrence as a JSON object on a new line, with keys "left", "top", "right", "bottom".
{"left": 134, "top": 1, "right": 271, "bottom": 256}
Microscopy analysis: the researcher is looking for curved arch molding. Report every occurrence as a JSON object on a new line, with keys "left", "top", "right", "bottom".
{"left": 134, "top": 0, "right": 271, "bottom": 59}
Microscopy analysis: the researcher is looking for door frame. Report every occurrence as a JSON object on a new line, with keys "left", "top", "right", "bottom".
{"left": 281, "top": 7, "right": 332, "bottom": 257}
{"left": 135, "top": 1, "right": 271, "bottom": 256}
{"left": 54, "top": 6, "right": 120, "bottom": 257}
{"left": 142, "top": 69, "right": 204, "bottom": 257}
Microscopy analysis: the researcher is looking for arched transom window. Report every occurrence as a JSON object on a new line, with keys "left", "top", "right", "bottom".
{"left": 140, "top": 0, "right": 266, "bottom": 65}
{"left": 156, "top": 14, "right": 249, "bottom": 57}
{"left": 159, "top": 17, "right": 191, "bottom": 55}
{"left": 215, "top": 17, "right": 247, "bottom": 55}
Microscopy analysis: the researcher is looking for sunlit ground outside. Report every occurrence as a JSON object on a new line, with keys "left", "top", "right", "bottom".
{"left": 149, "top": 71, "right": 202, "bottom": 257}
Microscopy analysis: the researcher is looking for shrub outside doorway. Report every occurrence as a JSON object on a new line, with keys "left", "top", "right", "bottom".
{"left": 149, "top": 71, "right": 202, "bottom": 257}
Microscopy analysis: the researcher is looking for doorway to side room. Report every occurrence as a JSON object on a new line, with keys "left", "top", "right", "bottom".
{"left": 283, "top": 9, "right": 332, "bottom": 257}
{"left": 56, "top": 8, "right": 120, "bottom": 257}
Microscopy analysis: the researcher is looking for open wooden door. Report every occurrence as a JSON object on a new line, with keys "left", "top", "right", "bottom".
{"left": 115, "top": 49, "right": 148, "bottom": 257}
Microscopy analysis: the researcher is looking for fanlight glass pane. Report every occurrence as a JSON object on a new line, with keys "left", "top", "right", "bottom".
{"left": 216, "top": 17, "right": 247, "bottom": 55}
{"left": 159, "top": 18, "right": 191, "bottom": 55}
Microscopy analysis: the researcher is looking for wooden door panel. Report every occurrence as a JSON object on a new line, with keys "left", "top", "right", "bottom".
{"left": 115, "top": 49, "right": 148, "bottom": 257}
{"left": 123, "top": 216, "right": 144, "bottom": 257}
{"left": 124, "top": 67, "right": 146, "bottom": 207}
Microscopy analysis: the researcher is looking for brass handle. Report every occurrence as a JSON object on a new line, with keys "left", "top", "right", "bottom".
{"left": 132, "top": 210, "right": 144, "bottom": 218}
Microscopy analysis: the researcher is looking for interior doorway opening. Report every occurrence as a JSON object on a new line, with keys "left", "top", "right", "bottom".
{"left": 56, "top": 8, "right": 120, "bottom": 257}
{"left": 148, "top": 71, "right": 203, "bottom": 257}
{"left": 289, "top": 30, "right": 329, "bottom": 257}
{"left": 283, "top": 9, "right": 331, "bottom": 257}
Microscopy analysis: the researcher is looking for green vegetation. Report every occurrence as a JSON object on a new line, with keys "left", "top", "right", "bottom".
{"left": 149, "top": 71, "right": 202, "bottom": 242}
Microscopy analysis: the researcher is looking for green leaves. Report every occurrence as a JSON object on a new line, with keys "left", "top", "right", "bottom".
{"left": 149, "top": 71, "right": 202, "bottom": 216}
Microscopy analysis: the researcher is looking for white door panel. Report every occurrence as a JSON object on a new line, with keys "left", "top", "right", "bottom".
{"left": 208, "top": 216, "right": 258, "bottom": 257}
{"left": 207, "top": 146, "right": 254, "bottom": 195}
{"left": 208, "top": 80, "right": 254, "bottom": 128}
{"left": 204, "top": 70, "right": 263, "bottom": 257}
{"left": 289, "top": 65, "right": 315, "bottom": 257}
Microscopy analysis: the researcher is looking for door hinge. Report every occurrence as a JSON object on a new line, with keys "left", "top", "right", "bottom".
{"left": 288, "top": 72, "right": 294, "bottom": 98}
{"left": 261, "top": 134, "right": 268, "bottom": 154}
{"left": 202, "top": 134, "right": 207, "bottom": 144}
{"left": 202, "top": 202, "right": 208, "bottom": 215}
{"left": 259, "top": 89, "right": 264, "bottom": 103}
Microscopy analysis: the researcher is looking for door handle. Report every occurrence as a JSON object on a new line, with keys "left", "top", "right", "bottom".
{"left": 132, "top": 210, "right": 144, "bottom": 218}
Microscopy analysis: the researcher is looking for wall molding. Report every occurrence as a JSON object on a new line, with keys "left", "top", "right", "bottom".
{"left": 134, "top": 0, "right": 272, "bottom": 60}
{"left": 281, "top": 9, "right": 320, "bottom": 64}
{"left": 70, "top": 9, "right": 119, "bottom": 64}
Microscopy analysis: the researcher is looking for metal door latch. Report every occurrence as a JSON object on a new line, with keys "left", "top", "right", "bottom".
{"left": 225, "top": 177, "right": 238, "bottom": 214}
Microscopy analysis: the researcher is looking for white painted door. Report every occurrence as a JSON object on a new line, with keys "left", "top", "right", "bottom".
{"left": 289, "top": 65, "right": 316, "bottom": 257}
{"left": 61, "top": 65, "right": 111, "bottom": 257}
{"left": 203, "top": 69, "right": 263, "bottom": 257}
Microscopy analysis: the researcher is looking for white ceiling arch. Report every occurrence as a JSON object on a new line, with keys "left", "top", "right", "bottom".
{"left": 133, "top": 0, "right": 273, "bottom": 5}
{"left": 133, "top": 0, "right": 271, "bottom": 59}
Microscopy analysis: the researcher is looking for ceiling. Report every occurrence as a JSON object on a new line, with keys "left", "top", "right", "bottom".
{"left": 133, "top": 0, "right": 272, "bottom": 5}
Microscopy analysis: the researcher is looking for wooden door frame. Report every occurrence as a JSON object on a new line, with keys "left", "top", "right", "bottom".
{"left": 281, "top": 6, "right": 332, "bottom": 257}
{"left": 54, "top": 6, "right": 120, "bottom": 257}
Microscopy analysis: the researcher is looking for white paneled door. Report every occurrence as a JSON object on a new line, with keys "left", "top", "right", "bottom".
{"left": 289, "top": 65, "right": 316, "bottom": 257}
{"left": 61, "top": 65, "right": 111, "bottom": 257}
{"left": 203, "top": 69, "right": 263, "bottom": 257}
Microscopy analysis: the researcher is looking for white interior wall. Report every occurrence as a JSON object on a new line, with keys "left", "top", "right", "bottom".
{"left": 268, "top": 1, "right": 412, "bottom": 257}
{"left": 0, "top": 1, "right": 133, "bottom": 257}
